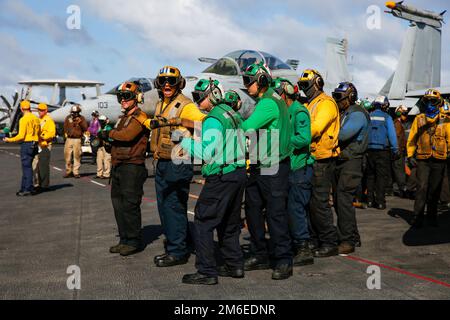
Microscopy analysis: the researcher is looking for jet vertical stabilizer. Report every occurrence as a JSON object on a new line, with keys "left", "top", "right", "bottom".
{"left": 325, "top": 37, "right": 352, "bottom": 89}
{"left": 380, "top": 1, "right": 445, "bottom": 99}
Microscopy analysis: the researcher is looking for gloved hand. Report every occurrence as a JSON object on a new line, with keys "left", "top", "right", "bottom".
{"left": 407, "top": 157, "right": 417, "bottom": 168}
{"left": 150, "top": 119, "right": 162, "bottom": 129}
{"left": 99, "top": 130, "right": 110, "bottom": 141}
{"left": 149, "top": 116, "right": 169, "bottom": 129}
{"left": 171, "top": 129, "right": 185, "bottom": 143}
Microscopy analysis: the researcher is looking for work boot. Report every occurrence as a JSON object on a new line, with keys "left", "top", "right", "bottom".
{"left": 182, "top": 272, "right": 218, "bottom": 285}
{"left": 307, "top": 240, "right": 319, "bottom": 251}
{"left": 338, "top": 242, "right": 355, "bottom": 254}
{"left": 244, "top": 256, "right": 270, "bottom": 271}
{"left": 293, "top": 242, "right": 314, "bottom": 266}
{"left": 109, "top": 243, "right": 124, "bottom": 254}
{"left": 73, "top": 174, "right": 81, "bottom": 179}
{"left": 272, "top": 264, "right": 293, "bottom": 280}
{"left": 16, "top": 191, "right": 32, "bottom": 197}
{"left": 119, "top": 244, "right": 140, "bottom": 256}
{"left": 153, "top": 253, "right": 168, "bottom": 264}
{"left": 313, "top": 246, "right": 338, "bottom": 258}
{"left": 217, "top": 265, "right": 244, "bottom": 278}
{"left": 155, "top": 254, "right": 188, "bottom": 267}
{"left": 63, "top": 172, "right": 73, "bottom": 178}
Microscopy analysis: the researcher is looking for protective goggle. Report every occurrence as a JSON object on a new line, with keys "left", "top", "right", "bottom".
{"left": 242, "top": 75, "right": 257, "bottom": 87}
{"left": 372, "top": 102, "right": 385, "bottom": 109}
{"left": 332, "top": 91, "right": 347, "bottom": 101}
{"left": 116, "top": 91, "right": 136, "bottom": 103}
{"left": 192, "top": 91, "right": 208, "bottom": 104}
{"left": 425, "top": 97, "right": 441, "bottom": 106}
{"left": 297, "top": 80, "right": 312, "bottom": 90}
{"left": 156, "top": 76, "right": 179, "bottom": 87}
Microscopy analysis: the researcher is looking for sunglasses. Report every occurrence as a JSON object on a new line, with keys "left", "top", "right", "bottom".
{"left": 243, "top": 75, "right": 256, "bottom": 87}
{"left": 116, "top": 91, "right": 136, "bottom": 103}
{"left": 156, "top": 76, "right": 178, "bottom": 87}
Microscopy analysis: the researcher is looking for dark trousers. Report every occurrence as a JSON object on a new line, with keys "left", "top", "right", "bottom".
{"left": 414, "top": 158, "right": 446, "bottom": 218}
{"left": 90, "top": 136, "right": 98, "bottom": 162}
{"left": 155, "top": 159, "right": 193, "bottom": 258}
{"left": 333, "top": 158, "right": 363, "bottom": 245}
{"left": 111, "top": 163, "right": 147, "bottom": 247}
{"left": 38, "top": 147, "right": 51, "bottom": 188}
{"left": 366, "top": 149, "right": 390, "bottom": 206}
{"left": 309, "top": 158, "right": 338, "bottom": 247}
{"left": 245, "top": 159, "right": 292, "bottom": 266}
{"left": 406, "top": 167, "right": 417, "bottom": 192}
{"left": 20, "top": 142, "right": 37, "bottom": 192}
{"left": 392, "top": 155, "right": 406, "bottom": 191}
{"left": 194, "top": 168, "right": 246, "bottom": 277}
{"left": 288, "top": 165, "right": 313, "bottom": 245}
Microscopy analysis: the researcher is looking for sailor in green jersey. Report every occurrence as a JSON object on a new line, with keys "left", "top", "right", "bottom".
{"left": 241, "top": 62, "right": 293, "bottom": 280}
{"left": 178, "top": 79, "right": 247, "bottom": 285}
{"left": 222, "top": 90, "right": 244, "bottom": 116}
{"left": 273, "top": 78, "right": 315, "bottom": 267}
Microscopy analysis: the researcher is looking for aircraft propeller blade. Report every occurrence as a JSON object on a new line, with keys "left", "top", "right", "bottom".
{"left": 0, "top": 95, "right": 12, "bottom": 111}
{"left": 12, "top": 91, "right": 19, "bottom": 106}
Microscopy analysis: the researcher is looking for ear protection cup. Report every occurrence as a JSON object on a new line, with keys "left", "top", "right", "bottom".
{"left": 315, "top": 75, "right": 324, "bottom": 89}
{"left": 283, "top": 82, "right": 295, "bottom": 96}
{"left": 257, "top": 73, "right": 271, "bottom": 88}
{"left": 208, "top": 80, "right": 223, "bottom": 105}
{"left": 137, "top": 92, "right": 144, "bottom": 104}
{"left": 179, "top": 77, "right": 186, "bottom": 90}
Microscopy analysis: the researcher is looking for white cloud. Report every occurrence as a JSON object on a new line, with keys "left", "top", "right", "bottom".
{"left": 373, "top": 54, "right": 398, "bottom": 72}
{"left": 83, "top": 0, "right": 261, "bottom": 60}
{"left": 352, "top": 69, "right": 387, "bottom": 98}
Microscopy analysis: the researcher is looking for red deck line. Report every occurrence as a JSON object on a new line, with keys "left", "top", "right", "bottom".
{"left": 344, "top": 255, "right": 450, "bottom": 289}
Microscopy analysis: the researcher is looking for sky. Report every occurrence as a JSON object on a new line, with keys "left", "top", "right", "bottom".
{"left": 0, "top": 0, "right": 449, "bottom": 103}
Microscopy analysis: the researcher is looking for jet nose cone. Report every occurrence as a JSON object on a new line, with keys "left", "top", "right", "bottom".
{"left": 50, "top": 105, "right": 70, "bottom": 123}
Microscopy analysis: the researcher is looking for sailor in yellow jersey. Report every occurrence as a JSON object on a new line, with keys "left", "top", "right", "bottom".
{"left": 406, "top": 89, "right": 450, "bottom": 228}
{"left": 32, "top": 103, "right": 56, "bottom": 192}
{"left": 145, "top": 66, "right": 206, "bottom": 267}
{"left": 298, "top": 69, "right": 340, "bottom": 257}
{"left": 4, "top": 100, "right": 41, "bottom": 196}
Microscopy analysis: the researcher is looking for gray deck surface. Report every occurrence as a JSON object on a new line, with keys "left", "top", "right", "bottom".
{"left": 1, "top": 144, "right": 449, "bottom": 300}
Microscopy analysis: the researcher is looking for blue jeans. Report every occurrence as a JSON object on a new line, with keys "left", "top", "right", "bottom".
{"left": 20, "top": 142, "right": 37, "bottom": 192}
{"left": 155, "top": 159, "right": 194, "bottom": 258}
{"left": 288, "top": 165, "right": 313, "bottom": 245}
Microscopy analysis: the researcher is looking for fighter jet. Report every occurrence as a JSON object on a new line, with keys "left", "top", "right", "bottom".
{"left": 50, "top": 44, "right": 352, "bottom": 124}
{"left": 379, "top": 1, "right": 449, "bottom": 113}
